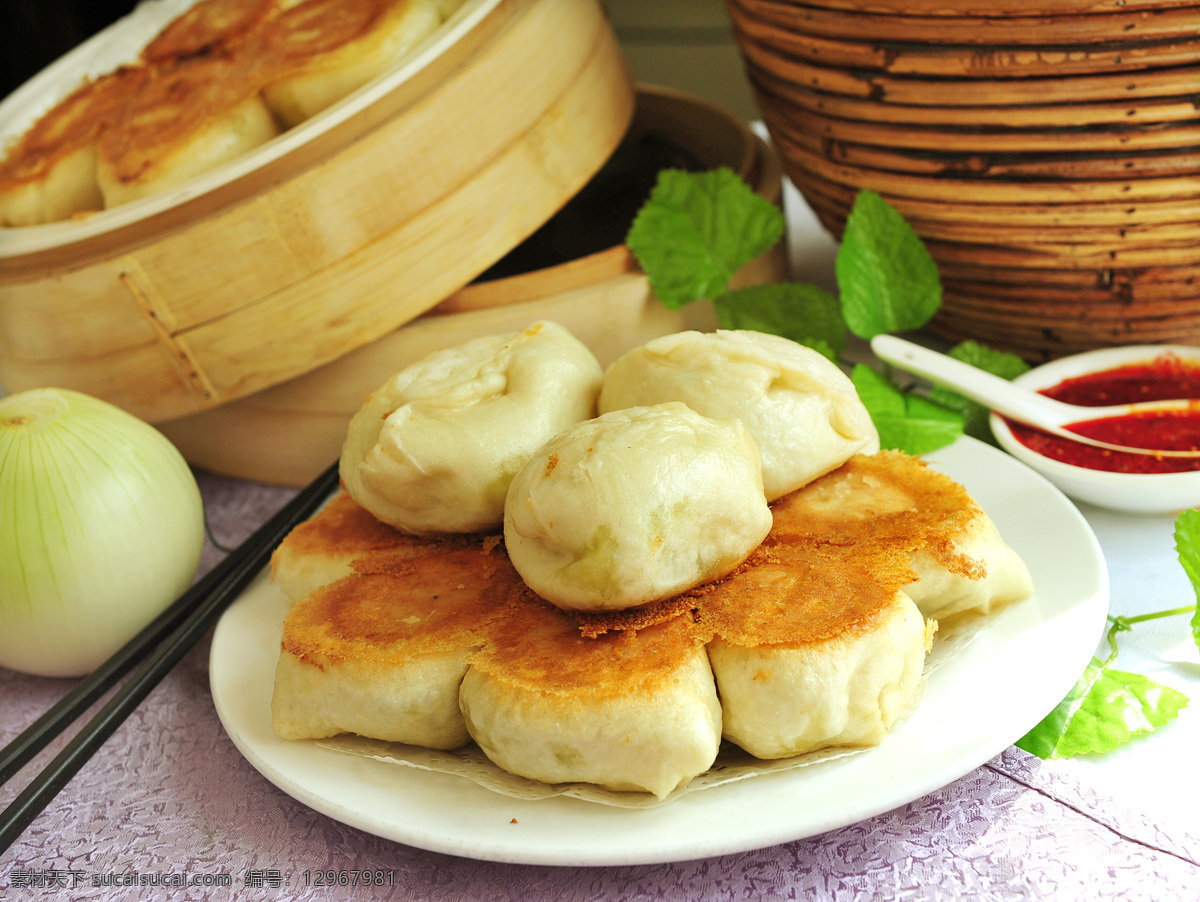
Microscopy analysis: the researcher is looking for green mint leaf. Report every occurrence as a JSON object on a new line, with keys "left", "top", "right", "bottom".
{"left": 945, "top": 340, "right": 1031, "bottom": 381}
{"left": 852, "top": 364, "right": 905, "bottom": 417}
{"left": 1019, "top": 660, "right": 1189, "bottom": 759}
{"left": 852, "top": 365, "right": 963, "bottom": 455}
{"left": 713, "top": 282, "right": 845, "bottom": 361}
{"left": 626, "top": 167, "right": 785, "bottom": 310}
{"left": 1174, "top": 508, "right": 1200, "bottom": 651}
{"left": 927, "top": 389, "right": 992, "bottom": 445}
{"left": 894, "top": 394, "right": 966, "bottom": 456}
{"left": 837, "top": 190, "right": 942, "bottom": 339}
{"left": 1016, "top": 658, "right": 1104, "bottom": 760}
{"left": 929, "top": 341, "right": 1031, "bottom": 444}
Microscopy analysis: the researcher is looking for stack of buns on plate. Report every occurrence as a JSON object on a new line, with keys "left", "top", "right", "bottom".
{"left": 0, "top": 0, "right": 460, "bottom": 225}
{"left": 268, "top": 322, "right": 1034, "bottom": 799}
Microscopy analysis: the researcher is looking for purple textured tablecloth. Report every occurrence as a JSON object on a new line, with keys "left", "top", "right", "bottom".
{"left": 2, "top": 470, "right": 1198, "bottom": 901}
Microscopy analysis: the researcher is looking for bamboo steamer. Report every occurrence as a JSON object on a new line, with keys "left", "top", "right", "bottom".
{"left": 726, "top": 0, "right": 1200, "bottom": 358}
{"left": 759, "top": 93, "right": 1200, "bottom": 154}
{"left": 0, "top": 0, "right": 636, "bottom": 420}
{"left": 158, "top": 85, "right": 789, "bottom": 486}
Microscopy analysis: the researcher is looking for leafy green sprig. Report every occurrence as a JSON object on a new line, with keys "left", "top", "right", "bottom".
{"left": 1017, "top": 509, "right": 1199, "bottom": 758}
{"left": 625, "top": 167, "right": 1025, "bottom": 454}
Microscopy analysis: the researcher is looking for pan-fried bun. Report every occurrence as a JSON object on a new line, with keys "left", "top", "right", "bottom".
{"left": 699, "top": 542, "right": 929, "bottom": 759}
{"left": 503, "top": 402, "right": 772, "bottom": 611}
{"left": 271, "top": 536, "right": 519, "bottom": 748}
{"left": 95, "top": 54, "right": 279, "bottom": 207}
{"left": 141, "top": 0, "right": 279, "bottom": 62}
{"left": 258, "top": 0, "right": 443, "bottom": 129}
{"left": 269, "top": 491, "right": 433, "bottom": 605}
{"left": 0, "top": 68, "right": 143, "bottom": 226}
{"left": 599, "top": 330, "right": 880, "bottom": 500}
{"left": 340, "top": 321, "right": 603, "bottom": 535}
{"left": 459, "top": 599, "right": 721, "bottom": 799}
{"left": 771, "top": 451, "right": 1034, "bottom": 620}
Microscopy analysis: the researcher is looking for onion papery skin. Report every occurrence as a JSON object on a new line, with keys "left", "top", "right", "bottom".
{"left": 0, "top": 388, "right": 205, "bottom": 677}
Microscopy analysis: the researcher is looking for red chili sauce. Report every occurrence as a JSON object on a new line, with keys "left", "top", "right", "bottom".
{"left": 1005, "top": 352, "right": 1200, "bottom": 475}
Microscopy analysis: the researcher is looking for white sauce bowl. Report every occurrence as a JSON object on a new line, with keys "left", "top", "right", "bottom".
{"left": 989, "top": 345, "right": 1200, "bottom": 516}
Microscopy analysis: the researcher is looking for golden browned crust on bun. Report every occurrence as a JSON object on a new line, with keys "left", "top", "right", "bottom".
{"left": 771, "top": 451, "right": 1033, "bottom": 620}
{"left": 271, "top": 535, "right": 522, "bottom": 747}
{"left": 0, "top": 67, "right": 147, "bottom": 225}
{"left": 141, "top": 0, "right": 280, "bottom": 62}
{"left": 460, "top": 596, "right": 721, "bottom": 798}
{"left": 94, "top": 53, "right": 279, "bottom": 205}
{"left": 1, "top": 0, "right": 448, "bottom": 221}
{"left": 255, "top": 0, "right": 442, "bottom": 128}
{"left": 694, "top": 541, "right": 916, "bottom": 648}
{"left": 270, "top": 490, "right": 505, "bottom": 605}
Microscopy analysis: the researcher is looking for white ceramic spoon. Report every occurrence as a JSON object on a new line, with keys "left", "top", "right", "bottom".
{"left": 870, "top": 335, "right": 1200, "bottom": 459}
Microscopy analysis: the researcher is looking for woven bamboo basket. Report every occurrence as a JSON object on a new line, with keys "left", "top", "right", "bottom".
{"left": 159, "top": 85, "right": 790, "bottom": 486}
{"left": 0, "top": 0, "right": 635, "bottom": 419}
{"left": 726, "top": 0, "right": 1200, "bottom": 359}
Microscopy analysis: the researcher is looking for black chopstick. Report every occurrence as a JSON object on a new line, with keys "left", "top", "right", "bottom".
{"left": 0, "top": 461, "right": 340, "bottom": 855}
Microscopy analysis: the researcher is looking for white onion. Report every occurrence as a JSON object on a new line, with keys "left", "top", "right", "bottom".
{"left": 0, "top": 388, "right": 205, "bottom": 677}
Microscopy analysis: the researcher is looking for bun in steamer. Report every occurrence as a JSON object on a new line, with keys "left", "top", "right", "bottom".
{"left": 339, "top": 321, "right": 604, "bottom": 535}
{"left": 503, "top": 402, "right": 772, "bottom": 612}
{"left": 94, "top": 54, "right": 280, "bottom": 207}
{"left": 0, "top": 67, "right": 146, "bottom": 226}
{"left": 599, "top": 330, "right": 880, "bottom": 500}
{"left": 257, "top": 0, "right": 445, "bottom": 129}
{"left": 0, "top": 0, "right": 458, "bottom": 223}
{"left": 140, "top": 0, "right": 280, "bottom": 63}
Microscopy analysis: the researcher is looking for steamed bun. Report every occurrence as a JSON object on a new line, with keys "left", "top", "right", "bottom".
{"left": 340, "top": 321, "right": 603, "bottom": 535}
{"left": 503, "top": 402, "right": 772, "bottom": 612}
{"left": 599, "top": 330, "right": 879, "bottom": 500}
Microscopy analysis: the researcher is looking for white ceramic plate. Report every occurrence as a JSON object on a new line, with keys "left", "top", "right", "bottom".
{"left": 210, "top": 436, "right": 1109, "bottom": 866}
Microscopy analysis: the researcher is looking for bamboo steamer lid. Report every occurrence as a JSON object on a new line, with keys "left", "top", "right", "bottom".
{"left": 159, "top": 85, "right": 790, "bottom": 486}
{"left": 0, "top": 0, "right": 636, "bottom": 420}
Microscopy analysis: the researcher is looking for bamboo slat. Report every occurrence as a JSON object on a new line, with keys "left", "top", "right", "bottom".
{"left": 732, "top": 0, "right": 1200, "bottom": 45}
{"left": 735, "top": 30, "right": 1200, "bottom": 107}
{"left": 749, "top": 67, "right": 1200, "bottom": 129}
{"left": 726, "top": 2, "right": 1200, "bottom": 77}
{"left": 757, "top": 93, "right": 1200, "bottom": 155}
{"left": 777, "top": 0, "right": 1199, "bottom": 15}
